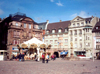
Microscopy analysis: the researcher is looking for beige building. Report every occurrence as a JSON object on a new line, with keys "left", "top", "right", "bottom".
{"left": 45, "top": 16, "right": 98, "bottom": 58}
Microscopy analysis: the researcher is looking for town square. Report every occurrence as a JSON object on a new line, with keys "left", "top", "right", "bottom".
{"left": 0, "top": 59, "right": 100, "bottom": 74}
{"left": 0, "top": 0, "right": 100, "bottom": 74}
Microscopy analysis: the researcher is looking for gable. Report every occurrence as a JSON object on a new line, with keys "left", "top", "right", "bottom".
{"left": 71, "top": 16, "right": 84, "bottom": 22}
{"left": 23, "top": 18, "right": 33, "bottom": 22}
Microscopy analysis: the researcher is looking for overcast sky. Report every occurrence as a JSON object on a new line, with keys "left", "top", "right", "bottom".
{"left": 0, "top": 0, "right": 100, "bottom": 23}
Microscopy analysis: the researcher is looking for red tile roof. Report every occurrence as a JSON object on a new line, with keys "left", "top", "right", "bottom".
{"left": 47, "top": 21, "right": 71, "bottom": 33}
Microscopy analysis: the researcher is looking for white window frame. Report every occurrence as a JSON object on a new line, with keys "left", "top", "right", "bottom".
{"left": 58, "top": 29, "right": 62, "bottom": 33}
{"left": 29, "top": 24, "right": 31, "bottom": 29}
{"left": 52, "top": 30, "right": 55, "bottom": 33}
{"left": 24, "top": 23, "right": 27, "bottom": 28}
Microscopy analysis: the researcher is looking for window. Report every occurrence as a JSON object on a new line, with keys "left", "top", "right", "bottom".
{"left": 70, "top": 31, "right": 72, "bottom": 35}
{"left": 77, "top": 23, "right": 79, "bottom": 26}
{"left": 29, "top": 33, "right": 31, "bottom": 38}
{"left": 34, "top": 25, "right": 39, "bottom": 29}
{"left": 81, "top": 22, "right": 84, "bottom": 26}
{"left": 73, "top": 24, "right": 75, "bottom": 27}
{"left": 86, "top": 36, "right": 87, "bottom": 40}
{"left": 46, "top": 30, "right": 49, "bottom": 34}
{"left": 46, "top": 40, "right": 48, "bottom": 43}
{"left": 58, "top": 29, "right": 62, "bottom": 33}
{"left": 80, "top": 43, "right": 82, "bottom": 48}
{"left": 96, "top": 27, "right": 98, "bottom": 29}
{"left": 13, "top": 40, "right": 20, "bottom": 45}
{"left": 75, "top": 38, "right": 77, "bottom": 41}
{"left": 88, "top": 36, "right": 89, "bottom": 40}
{"left": 71, "top": 37, "right": 73, "bottom": 41}
{"left": 65, "top": 39, "right": 68, "bottom": 42}
{"left": 55, "top": 40, "right": 57, "bottom": 43}
{"left": 52, "top": 30, "right": 55, "bottom": 33}
{"left": 75, "top": 44, "right": 77, "bottom": 48}
{"left": 50, "top": 40, "right": 53, "bottom": 43}
{"left": 74, "top": 30, "right": 77, "bottom": 35}
{"left": 24, "top": 23, "right": 27, "bottom": 28}
{"left": 13, "top": 31, "right": 20, "bottom": 37}
{"left": 16, "top": 23, "right": 18, "bottom": 26}
{"left": 29, "top": 24, "right": 31, "bottom": 29}
{"left": 65, "top": 29, "right": 67, "bottom": 32}
{"left": 86, "top": 21, "right": 87, "bottom": 24}
{"left": 79, "top": 30, "right": 82, "bottom": 34}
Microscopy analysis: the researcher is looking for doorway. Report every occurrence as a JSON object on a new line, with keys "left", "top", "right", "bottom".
{"left": 54, "top": 52, "right": 59, "bottom": 58}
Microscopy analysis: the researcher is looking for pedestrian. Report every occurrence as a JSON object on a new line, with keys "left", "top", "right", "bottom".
{"left": 19, "top": 53, "right": 22, "bottom": 61}
{"left": 46, "top": 53, "right": 49, "bottom": 63}
{"left": 42, "top": 53, "right": 45, "bottom": 63}
{"left": 22, "top": 53, "right": 25, "bottom": 61}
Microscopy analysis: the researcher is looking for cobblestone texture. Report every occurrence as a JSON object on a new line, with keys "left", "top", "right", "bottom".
{"left": 0, "top": 58, "right": 100, "bottom": 74}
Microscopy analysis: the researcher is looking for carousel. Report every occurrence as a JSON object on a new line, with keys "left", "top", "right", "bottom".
{"left": 17, "top": 37, "right": 51, "bottom": 61}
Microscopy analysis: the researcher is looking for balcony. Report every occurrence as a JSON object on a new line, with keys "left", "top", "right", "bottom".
{"left": 9, "top": 25, "right": 22, "bottom": 29}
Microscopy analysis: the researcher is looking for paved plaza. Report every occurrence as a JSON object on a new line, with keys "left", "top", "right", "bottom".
{"left": 0, "top": 58, "right": 100, "bottom": 74}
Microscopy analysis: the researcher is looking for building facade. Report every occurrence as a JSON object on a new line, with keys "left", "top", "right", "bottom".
{"left": 0, "top": 12, "right": 43, "bottom": 58}
{"left": 44, "top": 16, "right": 98, "bottom": 58}
{"left": 44, "top": 20, "right": 70, "bottom": 57}
{"left": 92, "top": 18, "right": 100, "bottom": 58}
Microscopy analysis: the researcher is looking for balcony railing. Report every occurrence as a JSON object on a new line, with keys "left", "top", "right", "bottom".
{"left": 9, "top": 25, "right": 22, "bottom": 29}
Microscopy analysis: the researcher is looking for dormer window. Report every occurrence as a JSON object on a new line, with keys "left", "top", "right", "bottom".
{"left": 65, "top": 28, "right": 67, "bottom": 32}
{"left": 46, "top": 30, "right": 49, "bottom": 34}
{"left": 58, "top": 29, "right": 62, "bottom": 33}
{"left": 52, "top": 29, "right": 55, "bottom": 33}
{"left": 96, "top": 27, "right": 98, "bottom": 29}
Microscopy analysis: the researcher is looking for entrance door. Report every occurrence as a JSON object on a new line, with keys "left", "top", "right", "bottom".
{"left": 54, "top": 52, "right": 59, "bottom": 58}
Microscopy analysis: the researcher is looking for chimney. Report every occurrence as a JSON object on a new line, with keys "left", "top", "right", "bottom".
{"left": 47, "top": 20, "right": 49, "bottom": 22}
{"left": 60, "top": 20, "right": 62, "bottom": 22}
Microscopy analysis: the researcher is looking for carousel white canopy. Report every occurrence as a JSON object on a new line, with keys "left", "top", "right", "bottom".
{"left": 23, "top": 37, "right": 46, "bottom": 45}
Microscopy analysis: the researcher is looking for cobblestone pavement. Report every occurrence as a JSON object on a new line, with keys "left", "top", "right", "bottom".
{"left": 0, "top": 58, "right": 100, "bottom": 74}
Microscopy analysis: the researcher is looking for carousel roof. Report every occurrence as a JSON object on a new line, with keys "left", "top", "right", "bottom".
{"left": 23, "top": 37, "right": 46, "bottom": 45}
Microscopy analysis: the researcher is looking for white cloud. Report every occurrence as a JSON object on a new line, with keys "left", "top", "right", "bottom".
{"left": 70, "top": 11, "right": 91, "bottom": 19}
{"left": 56, "top": 1, "right": 63, "bottom": 6}
{"left": 50, "top": 0, "right": 54, "bottom": 2}
{"left": 70, "top": 13, "right": 77, "bottom": 18}
{"left": 0, "top": 9, "right": 4, "bottom": 15}
{"left": 79, "top": 11, "right": 90, "bottom": 18}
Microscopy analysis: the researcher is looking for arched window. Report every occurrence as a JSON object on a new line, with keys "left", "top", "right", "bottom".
{"left": 58, "top": 29, "right": 62, "bottom": 33}
{"left": 46, "top": 30, "right": 49, "bottom": 34}
{"left": 65, "top": 28, "right": 68, "bottom": 32}
{"left": 52, "top": 29, "right": 55, "bottom": 33}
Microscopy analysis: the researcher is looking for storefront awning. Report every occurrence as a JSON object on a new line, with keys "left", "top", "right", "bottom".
{"left": 60, "top": 51, "right": 68, "bottom": 55}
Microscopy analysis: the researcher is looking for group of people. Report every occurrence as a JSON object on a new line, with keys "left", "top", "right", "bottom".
{"left": 11, "top": 53, "right": 25, "bottom": 61}
{"left": 42, "top": 53, "right": 49, "bottom": 63}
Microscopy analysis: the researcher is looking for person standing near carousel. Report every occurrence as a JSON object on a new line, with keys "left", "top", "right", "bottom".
{"left": 46, "top": 53, "right": 49, "bottom": 63}
{"left": 42, "top": 53, "right": 45, "bottom": 63}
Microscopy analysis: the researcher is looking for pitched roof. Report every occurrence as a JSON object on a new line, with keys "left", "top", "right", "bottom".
{"left": 38, "top": 22, "right": 47, "bottom": 30}
{"left": 92, "top": 19, "right": 100, "bottom": 32}
{"left": 84, "top": 17, "right": 93, "bottom": 21}
{"left": 47, "top": 21, "right": 71, "bottom": 33}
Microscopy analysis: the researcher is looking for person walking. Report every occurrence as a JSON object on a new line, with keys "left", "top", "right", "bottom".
{"left": 42, "top": 53, "right": 45, "bottom": 63}
{"left": 46, "top": 53, "right": 49, "bottom": 63}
